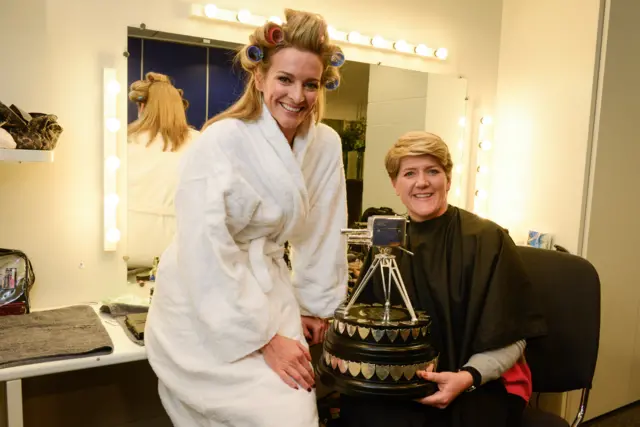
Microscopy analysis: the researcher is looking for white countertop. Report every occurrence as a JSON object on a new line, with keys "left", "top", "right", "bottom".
{"left": 0, "top": 304, "right": 147, "bottom": 382}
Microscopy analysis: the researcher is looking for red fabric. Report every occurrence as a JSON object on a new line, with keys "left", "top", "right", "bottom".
{"left": 501, "top": 358, "right": 532, "bottom": 403}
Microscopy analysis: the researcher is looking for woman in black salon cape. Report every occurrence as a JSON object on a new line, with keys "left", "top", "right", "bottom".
{"left": 338, "top": 131, "right": 547, "bottom": 427}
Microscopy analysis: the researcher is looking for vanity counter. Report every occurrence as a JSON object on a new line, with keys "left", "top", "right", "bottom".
{"left": 0, "top": 304, "right": 148, "bottom": 427}
{"left": 0, "top": 304, "right": 330, "bottom": 427}
{"left": 0, "top": 304, "right": 147, "bottom": 383}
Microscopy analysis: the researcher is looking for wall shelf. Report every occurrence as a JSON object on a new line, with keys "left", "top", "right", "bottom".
{"left": 0, "top": 149, "right": 54, "bottom": 163}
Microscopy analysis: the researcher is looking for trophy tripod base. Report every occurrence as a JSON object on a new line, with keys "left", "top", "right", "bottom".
{"left": 317, "top": 359, "right": 438, "bottom": 399}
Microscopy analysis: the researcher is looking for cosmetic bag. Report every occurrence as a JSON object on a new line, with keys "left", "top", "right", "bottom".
{"left": 0, "top": 249, "right": 35, "bottom": 316}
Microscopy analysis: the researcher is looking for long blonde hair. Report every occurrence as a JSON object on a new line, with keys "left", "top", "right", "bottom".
{"left": 202, "top": 8, "right": 343, "bottom": 131}
{"left": 128, "top": 72, "right": 191, "bottom": 152}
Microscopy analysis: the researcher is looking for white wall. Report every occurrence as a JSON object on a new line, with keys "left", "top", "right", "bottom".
{"left": 581, "top": 0, "right": 640, "bottom": 418}
{"left": 489, "top": 0, "right": 603, "bottom": 253}
{"left": 0, "top": 0, "right": 504, "bottom": 308}
{"left": 492, "top": 0, "right": 640, "bottom": 421}
{"left": 490, "top": 0, "right": 606, "bottom": 420}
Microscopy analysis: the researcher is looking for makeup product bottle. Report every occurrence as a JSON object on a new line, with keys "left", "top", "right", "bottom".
{"left": 149, "top": 256, "right": 160, "bottom": 282}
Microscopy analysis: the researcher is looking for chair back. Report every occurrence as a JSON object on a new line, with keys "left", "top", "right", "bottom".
{"left": 517, "top": 246, "right": 601, "bottom": 393}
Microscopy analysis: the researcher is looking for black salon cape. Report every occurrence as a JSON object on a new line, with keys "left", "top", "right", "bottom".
{"left": 339, "top": 206, "right": 547, "bottom": 427}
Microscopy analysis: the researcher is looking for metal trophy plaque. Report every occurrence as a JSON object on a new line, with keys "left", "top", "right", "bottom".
{"left": 318, "top": 216, "right": 439, "bottom": 399}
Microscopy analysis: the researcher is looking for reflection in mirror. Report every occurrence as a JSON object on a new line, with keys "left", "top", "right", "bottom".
{"left": 126, "top": 71, "right": 201, "bottom": 274}
{"left": 323, "top": 62, "right": 468, "bottom": 225}
{"left": 124, "top": 28, "right": 467, "bottom": 274}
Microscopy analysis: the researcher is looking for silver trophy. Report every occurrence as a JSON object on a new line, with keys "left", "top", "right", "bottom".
{"left": 318, "top": 215, "right": 438, "bottom": 398}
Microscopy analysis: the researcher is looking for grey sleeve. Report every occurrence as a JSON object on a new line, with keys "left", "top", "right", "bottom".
{"left": 463, "top": 340, "right": 526, "bottom": 385}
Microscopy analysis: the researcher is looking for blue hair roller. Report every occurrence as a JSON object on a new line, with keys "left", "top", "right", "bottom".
{"left": 247, "top": 45, "right": 264, "bottom": 63}
{"left": 330, "top": 51, "right": 345, "bottom": 67}
{"left": 325, "top": 78, "right": 340, "bottom": 91}
{"left": 137, "top": 96, "right": 145, "bottom": 101}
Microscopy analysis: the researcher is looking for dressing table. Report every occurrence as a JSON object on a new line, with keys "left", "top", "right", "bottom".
{"left": 0, "top": 305, "right": 147, "bottom": 427}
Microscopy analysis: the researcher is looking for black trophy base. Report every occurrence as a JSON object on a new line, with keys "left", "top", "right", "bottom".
{"left": 317, "top": 359, "right": 438, "bottom": 400}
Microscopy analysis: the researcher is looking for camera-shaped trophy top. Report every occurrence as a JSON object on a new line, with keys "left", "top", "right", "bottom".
{"left": 341, "top": 215, "right": 417, "bottom": 322}
{"left": 342, "top": 215, "right": 408, "bottom": 249}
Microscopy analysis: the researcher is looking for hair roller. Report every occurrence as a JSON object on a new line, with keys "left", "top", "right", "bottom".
{"left": 325, "top": 77, "right": 340, "bottom": 91}
{"left": 330, "top": 50, "right": 345, "bottom": 67}
{"left": 265, "top": 23, "right": 284, "bottom": 45}
{"left": 247, "top": 45, "right": 264, "bottom": 62}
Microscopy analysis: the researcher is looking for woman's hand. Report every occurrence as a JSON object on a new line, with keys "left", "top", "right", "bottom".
{"left": 415, "top": 366, "right": 474, "bottom": 409}
{"left": 262, "top": 334, "right": 315, "bottom": 391}
{"left": 301, "top": 315, "right": 328, "bottom": 345}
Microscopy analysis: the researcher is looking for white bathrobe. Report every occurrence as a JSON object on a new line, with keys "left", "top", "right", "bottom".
{"left": 127, "top": 128, "right": 200, "bottom": 268}
{"left": 144, "top": 106, "right": 348, "bottom": 427}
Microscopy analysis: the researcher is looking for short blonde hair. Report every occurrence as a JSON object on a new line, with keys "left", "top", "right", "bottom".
{"left": 385, "top": 131, "right": 453, "bottom": 180}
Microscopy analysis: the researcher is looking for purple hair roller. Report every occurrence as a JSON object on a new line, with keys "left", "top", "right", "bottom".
{"left": 330, "top": 51, "right": 345, "bottom": 67}
{"left": 247, "top": 45, "right": 264, "bottom": 62}
{"left": 325, "top": 78, "right": 340, "bottom": 91}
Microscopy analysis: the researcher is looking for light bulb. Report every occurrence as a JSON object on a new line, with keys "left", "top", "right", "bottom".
{"left": 328, "top": 26, "right": 338, "bottom": 39}
{"left": 435, "top": 48, "right": 449, "bottom": 59}
{"left": 393, "top": 40, "right": 410, "bottom": 53}
{"left": 105, "top": 155, "right": 121, "bottom": 171}
{"left": 237, "top": 9, "right": 251, "bottom": 23}
{"left": 371, "top": 35, "right": 386, "bottom": 48}
{"left": 458, "top": 117, "right": 466, "bottom": 127}
{"left": 347, "top": 31, "right": 361, "bottom": 44}
{"left": 455, "top": 165, "right": 464, "bottom": 174}
{"left": 477, "top": 165, "right": 489, "bottom": 174}
{"left": 479, "top": 140, "right": 492, "bottom": 151}
{"left": 105, "top": 194, "right": 120, "bottom": 208}
{"left": 106, "top": 80, "right": 121, "bottom": 95}
{"left": 268, "top": 16, "right": 283, "bottom": 25}
{"left": 204, "top": 4, "right": 217, "bottom": 18}
{"left": 480, "top": 116, "right": 493, "bottom": 125}
{"left": 415, "top": 44, "right": 432, "bottom": 56}
{"left": 455, "top": 187, "right": 461, "bottom": 197}
{"left": 475, "top": 189, "right": 488, "bottom": 199}
{"left": 106, "top": 117, "right": 120, "bottom": 133}
{"left": 106, "top": 228, "right": 121, "bottom": 243}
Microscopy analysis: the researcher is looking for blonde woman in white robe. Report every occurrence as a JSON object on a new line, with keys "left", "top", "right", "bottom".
{"left": 126, "top": 72, "right": 200, "bottom": 268}
{"left": 144, "top": 9, "right": 349, "bottom": 427}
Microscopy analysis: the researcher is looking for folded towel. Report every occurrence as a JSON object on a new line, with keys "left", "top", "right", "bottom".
{"left": 0, "top": 305, "right": 113, "bottom": 369}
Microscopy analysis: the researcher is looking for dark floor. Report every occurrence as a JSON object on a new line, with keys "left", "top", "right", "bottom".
{"left": 585, "top": 402, "right": 640, "bottom": 426}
